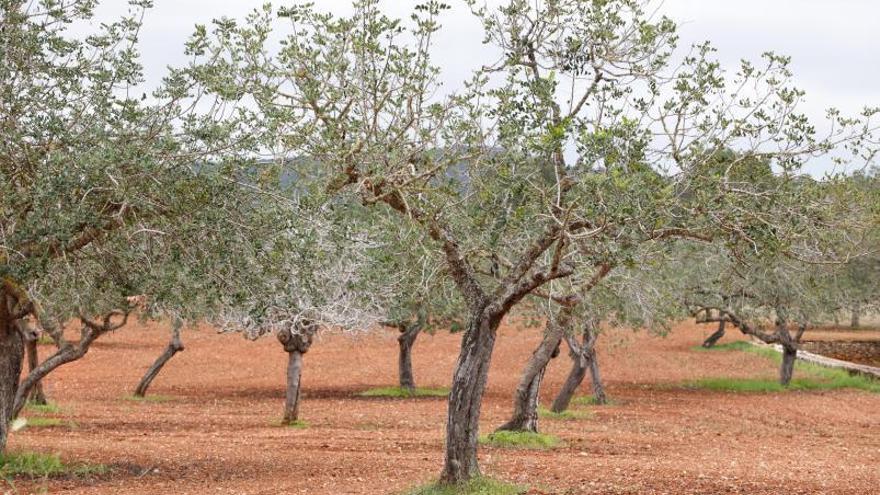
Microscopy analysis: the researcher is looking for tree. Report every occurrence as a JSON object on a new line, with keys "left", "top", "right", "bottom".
{"left": 0, "top": 0, "right": 258, "bottom": 452}
{"left": 187, "top": 0, "right": 878, "bottom": 484}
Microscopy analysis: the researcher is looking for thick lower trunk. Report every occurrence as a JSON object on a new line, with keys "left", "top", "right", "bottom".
{"left": 398, "top": 326, "right": 421, "bottom": 392}
{"left": 586, "top": 347, "right": 607, "bottom": 405}
{"left": 702, "top": 320, "right": 726, "bottom": 348}
{"left": 551, "top": 321, "right": 605, "bottom": 411}
{"left": 283, "top": 350, "right": 304, "bottom": 424}
{"left": 0, "top": 318, "right": 24, "bottom": 454}
{"left": 780, "top": 345, "right": 797, "bottom": 386}
{"left": 496, "top": 318, "right": 563, "bottom": 433}
{"left": 134, "top": 327, "right": 184, "bottom": 398}
{"left": 25, "top": 338, "right": 47, "bottom": 405}
{"left": 277, "top": 322, "right": 315, "bottom": 425}
{"left": 851, "top": 304, "right": 861, "bottom": 329}
{"left": 438, "top": 311, "right": 500, "bottom": 485}
{"left": 550, "top": 341, "right": 587, "bottom": 413}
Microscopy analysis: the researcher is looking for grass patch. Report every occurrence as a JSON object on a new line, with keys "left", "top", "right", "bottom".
{"left": 123, "top": 394, "right": 175, "bottom": 403}
{"left": 22, "top": 418, "right": 65, "bottom": 428}
{"left": 479, "top": 430, "right": 562, "bottom": 449}
{"left": 358, "top": 386, "right": 449, "bottom": 398}
{"left": 24, "top": 402, "right": 61, "bottom": 414}
{"left": 538, "top": 407, "right": 591, "bottom": 420}
{"left": 692, "top": 341, "right": 754, "bottom": 352}
{"left": 404, "top": 477, "right": 526, "bottom": 495}
{"left": 277, "top": 420, "right": 309, "bottom": 429}
{"left": 0, "top": 452, "right": 106, "bottom": 479}
{"left": 689, "top": 340, "right": 880, "bottom": 393}
{"left": 36, "top": 336, "right": 56, "bottom": 346}
{"left": 572, "top": 396, "right": 614, "bottom": 406}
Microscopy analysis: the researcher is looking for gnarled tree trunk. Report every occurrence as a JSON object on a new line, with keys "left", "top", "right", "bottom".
{"left": 496, "top": 316, "right": 564, "bottom": 433}
{"left": 134, "top": 318, "right": 184, "bottom": 398}
{"left": 0, "top": 299, "right": 25, "bottom": 453}
{"left": 702, "top": 320, "right": 726, "bottom": 348}
{"left": 12, "top": 312, "right": 129, "bottom": 419}
{"left": 551, "top": 319, "right": 605, "bottom": 412}
{"left": 398, "top": 312, "right": 426, "bottom": 392}
{"left": 438, "top": 308, "right": 501, "bottom": 485}
{"left": 780, "top": 344, "right": 797, "bottom": 386}
{"left": 278, "top": 321, "right": 317, "bottom": 424}
{"left": 25, "top": 337, "right": 47, "bottom": 405}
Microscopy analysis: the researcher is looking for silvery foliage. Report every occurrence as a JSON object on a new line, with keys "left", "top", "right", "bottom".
{"left": 0, "top": 0, "right": 261, "bottom": 325}
{"left": 181, "top": 0, "right": 879, "bottom": 333}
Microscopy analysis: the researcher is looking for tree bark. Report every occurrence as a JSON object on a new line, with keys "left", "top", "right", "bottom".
{"left": 397, "top": 311, "right": 426, "bottom": 392}
{"left": 550, "top": 334, "right": 587, "bottom": 414}
{"left": 496, "top": 316, "right": 564, "bottom": 433}
{"left": 702, "top": 320, "right": 726, "bottom": 348}
{"left": 134, "top": 319, "right": 184, "bottom": 398}
{"left": 0, "top": 305, "right": 25, "bottom": 453}
{"left": 551, "top": 319, "right": 605, "bottom": 411}
{"left": 438, "top": 308, "right": 501, "bottom": 485}
{"left": 284, "top": 350, "right": 304, "bottom": 423}
{"left": 25, "top": 337, "right": 47, "bottom": 405}
{"left": 780, "top": 344, "right": 797, "bottom": 386}
{"left": 278, "top": 321, "right": 317, "bottom": 425}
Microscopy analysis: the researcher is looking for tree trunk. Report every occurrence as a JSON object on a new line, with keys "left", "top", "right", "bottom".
{"left": 398, "top": 322, "right": 423, "bottom": 392}
{"left": 780, "top": 344, "right": 797, "bottom": 386}
{"left": 496, "top": 317, "right": 563, "bottom": 433}
{"left": 25, "top": 338, "right": 47, "bottom": 405}
{"left": 438, "top": 309, "right": 501, "bottom": 485}
{"left": 134, "top": 319, "right": 184, "bottom": 398}
{"left": 550, "top": 335, "right": 587, "bottom": 414}
{"left": 283, "top": 350, "right": 304, "bottom": 423}
{"left": 0, "top": 312, "right": 24, "bottom": 454}
{"left": 551, "top": 319, "right": 605, "bottom": 412}
{"left": 278, "top": 322, "right": 316, "bottom": 425}
{"left": 851, "top": 303, "right": 861, "bottom": 329}
{"left": 586, "top": 344, "right": 607, "bottom": 405}
{"left": 702, "top": 320, "right": 726, "bottom": 348}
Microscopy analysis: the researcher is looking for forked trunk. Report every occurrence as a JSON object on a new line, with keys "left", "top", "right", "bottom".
{"left": 25, "top": 337, "right": 47, "bottom": 405}
{"left": 283, "top": 350, "right": 304, "bottom": 423}
{"left": 587, "top": 346, "right": 607, "bottom": 405}
{"left": 0, "top": 314, "right": 24, "bottom": 454}
{"left": 550, "top": 337, "right": 587, "bottom": 413}
{"left": 438, "top": 309, "right": 501, "bottom": 485}
{"left": 398, "top": 323, "right": 423, "bottom": 392}
{"left": 496, "top": 318, "right": 563, "bottom": 433}
{"left": 702, "top": 320, "right": 726, "bottom": 348}
{"left": 551, "top": 320, "right": 605, "bottom": 411}
{"left": 278, "top": 322, "right": 316, "bottom": 425}
{"left": 780, "top": 345, "right": 797, "bottom": 387}
{"left": 134, "top": 320, "right": 184, "bottom": 398}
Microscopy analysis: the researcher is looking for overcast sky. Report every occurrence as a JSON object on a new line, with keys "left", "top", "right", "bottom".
{"left": 92, "top": 0, "right": 879, "bottom": 174}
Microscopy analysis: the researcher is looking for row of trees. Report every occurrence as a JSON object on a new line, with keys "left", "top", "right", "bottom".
{"left": 2, "top": 0, "right": 878, "bottom": 488}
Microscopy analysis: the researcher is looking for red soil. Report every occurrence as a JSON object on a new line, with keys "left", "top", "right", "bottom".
{"left": 6, "top": 320, "right": 880, "bottom": 494}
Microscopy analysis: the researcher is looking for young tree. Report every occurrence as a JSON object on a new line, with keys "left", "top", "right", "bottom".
{"left": 188, "top": 0, "right": 877, "bottom": 484}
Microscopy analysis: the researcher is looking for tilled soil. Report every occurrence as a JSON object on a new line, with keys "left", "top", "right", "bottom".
{"left": 5, "top": 320, "right": 880, "bottom": 494}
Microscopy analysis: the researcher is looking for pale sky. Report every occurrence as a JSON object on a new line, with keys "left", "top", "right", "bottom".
{"left": 91, "top": 0, "right": 880, "bottom": 174}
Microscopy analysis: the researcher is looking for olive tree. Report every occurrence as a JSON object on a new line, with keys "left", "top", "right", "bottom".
{"left": 0, "top": 0, "right": 259, "bottom": 452}
{"left": 188, "top": 0, "right": 877, "bottom": 485}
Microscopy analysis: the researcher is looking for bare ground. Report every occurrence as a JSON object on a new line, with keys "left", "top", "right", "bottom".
{"left": 5, "top": 320, "right": 880, "bottom": 495}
